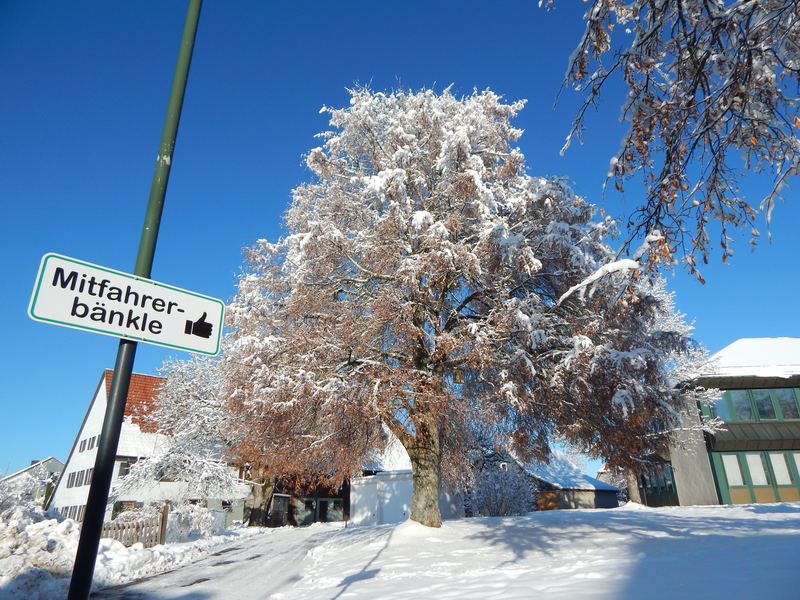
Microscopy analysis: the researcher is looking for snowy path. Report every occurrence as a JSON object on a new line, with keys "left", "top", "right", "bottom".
{"left": 92, "top": 503, "right": 800, "bottom": 600}
{"left": 92, "top": 523, "right": 336, "bottom": 599}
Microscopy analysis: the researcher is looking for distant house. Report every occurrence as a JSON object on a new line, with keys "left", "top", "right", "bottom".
{"left": 515, "top": 451, "right": 619, "bottom": 510}
{"left": 46, "top": 370, "right": 249, "bottom": 524}
{"left": 470, "top": 448, "right": 618, "bottom": 515}
{"left": 0, "top": 457, "right": 64, "bottom": 506}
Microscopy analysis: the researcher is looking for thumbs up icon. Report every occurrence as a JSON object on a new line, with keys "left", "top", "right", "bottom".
{"left": 184, "top": 312, "right": 213, "bottom": 339}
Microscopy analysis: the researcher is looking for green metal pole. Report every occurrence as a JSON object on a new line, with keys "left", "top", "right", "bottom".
{"left": 66, "top": 3, "right": 202, "bottom": 599}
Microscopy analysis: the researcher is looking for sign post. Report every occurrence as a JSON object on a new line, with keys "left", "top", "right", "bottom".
{"left": 56, "top": 2, "right": 204, "bottom": 599}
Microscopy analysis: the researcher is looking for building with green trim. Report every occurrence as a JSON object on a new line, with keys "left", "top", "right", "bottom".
{"left": 697, "top": 338, "right": 800, "bottom": 504}
{"left": 694, "top": 338, "right": 800, "bottom": 505}
{"left": 628, "top": 338, "right": 800, "bottom": 507}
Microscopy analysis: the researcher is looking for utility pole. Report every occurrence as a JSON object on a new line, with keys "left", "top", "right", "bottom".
{"left": 66, "top": 2, "right": 202, "bottom": 598}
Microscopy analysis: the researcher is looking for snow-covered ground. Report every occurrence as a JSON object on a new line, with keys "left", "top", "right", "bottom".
{"left": 0, "top": 505, "right": 268, "bottom": 600}
{"left": 4, "top": 502, "right": 800, "bottom": 600}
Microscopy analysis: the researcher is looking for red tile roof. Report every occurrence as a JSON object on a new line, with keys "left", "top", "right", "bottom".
{"left": 104, "top": 369, "right": 163, "bottom": 433}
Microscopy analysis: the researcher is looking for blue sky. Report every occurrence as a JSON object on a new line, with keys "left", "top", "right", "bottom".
{"left": 1, "top": 1, "right": 797, "bottom": 479}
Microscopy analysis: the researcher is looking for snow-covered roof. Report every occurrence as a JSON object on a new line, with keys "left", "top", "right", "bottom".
{"left": 0, "top": 457, "right": 64, "bottom": 482}
{"left": 521, "top": 450, "right": 618, "bottom": 492}
{"left": 702, "top": 338, "right": 800, "bottom": 380}
{"left": 362, "top": 428, "right": 412, "bottom": 472}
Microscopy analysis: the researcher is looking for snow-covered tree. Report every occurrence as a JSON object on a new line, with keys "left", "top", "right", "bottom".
{"left": 113, "top": 357, "right": 243, "bottom": 505}
{"left": 0, "top": 465, "right": 55, "bottom": 512}
{"left": 223, "top": 87, "right": 708, "bottom": 527}
{"left": 548, "top": 0, "right": 800, "bottom": 276}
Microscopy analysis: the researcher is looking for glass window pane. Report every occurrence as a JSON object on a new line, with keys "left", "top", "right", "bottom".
{"left": 753, "top": 390, "right": 777, "bottom": 420}
{"left": 722, "top": 454, "right": 744, "bottom": 486}
{"left": 713, "top": 395, "right": 731, "bottom": 421}
{"left": 730, "top": 390, "right": 753, "bottom": 421}
{"left": 769, "top": 453, "right": 793, "bottom": 485}
{"left": 664, "top": 464, "right": 675, "bottom": 492}
{"left": 776, "top": 389, "right": 800, "bottom": 420}
{"left": 746, "top": 453, "right": 770, "bottom": 486}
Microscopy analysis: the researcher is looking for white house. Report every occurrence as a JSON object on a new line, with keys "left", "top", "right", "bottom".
{"left": 46, "top": 370, "right": 248, "bottom": 524}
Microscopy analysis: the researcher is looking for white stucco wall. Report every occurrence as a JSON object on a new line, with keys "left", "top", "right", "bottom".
{"left": 351, "top": 470, "right": 413, "bottom": 526}
{"left": 350, "top": 470, "right": 464, "bottom": 526}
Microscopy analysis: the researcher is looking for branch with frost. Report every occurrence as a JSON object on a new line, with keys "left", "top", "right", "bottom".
{"left": 558, "top": 259, "right": 639, "bottom": 305}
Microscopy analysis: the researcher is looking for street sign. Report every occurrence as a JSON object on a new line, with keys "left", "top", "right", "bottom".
{"left": 29, "top": 253, "right": 224, "bottom": 355}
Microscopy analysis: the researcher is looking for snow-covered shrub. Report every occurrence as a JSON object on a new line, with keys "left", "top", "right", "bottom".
{"left": 465, "top": 448, "right": 538, "bottom": 518}
{"left": 0, "top": 465, "right": 54, "bottom": 513}
{"left": 473, "top": 467, "right": 533, "bottom": 517}
{"left": 165, "top": 504, "right": 226, "bottom": 543}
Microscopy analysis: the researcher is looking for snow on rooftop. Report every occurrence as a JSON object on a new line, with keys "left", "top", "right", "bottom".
{"left": 703, "top": 337, "right": 800, "bottom": 380}
{"left": 0, "top": 457, "right": 63, "bottom": 482}
{"left": 521, "top": 450, "right": 618, "bottom": 492}
{"left": 362, "top": 428, "right": 412, "bottom": 472}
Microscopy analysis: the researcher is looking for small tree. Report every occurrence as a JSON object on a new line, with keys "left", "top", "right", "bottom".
{"left": 113, "top": 357, "right": 243, "bottom": 506}
{"left": 222, "top": 87, "right": 707, "bottom": 527}
{"left": 548, "top": 0, "right": 800, "bottom": 274}
{"left": 0, "top": 464, "right": 53, "bottom": 512}
{"left": 470, "top": 449, "right": 536, "bottom": 517}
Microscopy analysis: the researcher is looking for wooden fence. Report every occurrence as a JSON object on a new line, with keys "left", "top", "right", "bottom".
{"left": 100, "top": 505, "right": 169, "bottom": 548}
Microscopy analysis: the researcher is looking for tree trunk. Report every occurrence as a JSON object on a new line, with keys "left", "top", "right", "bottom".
{"left": 407, "top": 418, "right": 442, "bottom": 528}
{"left": 247, "top": 479, "right": 274, "bottom": 526}
{"left": 625, "top": 469, "right": 643, "bottom": 504}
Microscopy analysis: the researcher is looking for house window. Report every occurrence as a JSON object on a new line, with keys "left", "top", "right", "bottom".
{"left": 745, "top": 453, "right": 770, "bottom": 486}
{"left": 712, "top": 397, "right": 731, "bottom": 421}
{"left": 66, "top": 472, "right": 76, "bottom": 488}
{"left": 752, "top": 390, "right": 777, "bottom": 420}
{"left": 76, "top": 470, "right": 85, "bottom": 487}
{"left": 721, "top": 454, "right": 744, "bottom": 487}
{"left": 776, "top": 389, "right": 800, "bottom": 419}
{"left": 79, "top": 440, "right": 87, "bottom": 452}
{"left": 117, "top": 458, "right": 137, "bottom": 477}
{"left": 86, "top": 468, "right": 93, "bottom": 485}
{"left": 78, "top": 506, "right": 86, "bottom": 522}
{"left": 713, "top": 389, "right": 800, "bottom": 423}
{"left": 769, "top": 453, "right": 794, "bottom": 486}
{"left": 88, "top": 436, "right": 96, "bottom": 450}
{"left": 730, "top": 390, "right": 753, "bottom": 421}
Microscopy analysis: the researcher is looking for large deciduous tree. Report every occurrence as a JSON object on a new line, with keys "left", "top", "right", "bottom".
{"left": 548, "top": 0, "right": 800, "bottom": 276}
{"left": 223, "top": 88, "right": 709, "bottom": 527}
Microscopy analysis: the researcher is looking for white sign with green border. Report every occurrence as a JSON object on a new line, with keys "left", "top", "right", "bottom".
{"left": 29, "top": 253, "right": 224, "bottom": 356}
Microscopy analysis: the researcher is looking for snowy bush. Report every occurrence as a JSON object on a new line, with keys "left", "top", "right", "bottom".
{"left": 165, "top": 504, "right": 227, "bottom": 543}
{"left": 473, "top": 467, "right": 534, "bottom": 517}
{"left": 0, "top": 465, "right": 54, "bottom": 513}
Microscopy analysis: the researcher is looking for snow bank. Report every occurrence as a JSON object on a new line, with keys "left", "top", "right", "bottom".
{"left": 0, "top": 504, "right": 268, "bottom": 600}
